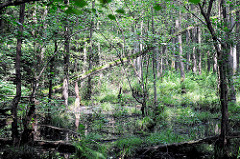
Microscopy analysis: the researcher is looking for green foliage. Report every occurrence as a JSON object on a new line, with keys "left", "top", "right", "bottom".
{"left": 50, "top": 110, "right": 74, "bottom": 129}
{"left": 74, "top": 0, "right": 88, "bottom": 8}
{"left": 188, "top": 0, "right": 201, "bottom": 4}
{"left": 153, "top": 4, "right": 162, "bottom": 11}
{"left": 145, "top": 130, "right": 185, "bottom": 145}
{"left": 73, "top": 138, "right": 106, "bottom": 159}
{"left": 135, "top": 116, "right": 154, "bottom": 131}
{"left": 107, "top": 14, "right": 116, "bottom": 20}
{"left": 115, "top": 137, "right": 143, "bottom": 157}
{"left": 99, "top": 0, "right": 112, "bottom": 4}
{"left": 116, "top": 8, "right": 125, "bottom": 14}
{"left": 0, "top": 80, "right": 15, "bottom": 99}
{"left": 238, "top": 147, "right": 240, "bottom": 159}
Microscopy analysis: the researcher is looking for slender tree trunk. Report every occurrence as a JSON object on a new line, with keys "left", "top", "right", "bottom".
{"left": 47, "top": 41, "right": 57, "bottom": 123}
{"left": 171, "top": 35, "right": 176, "bottom": 70}
{"left": 197, "top": 27, "right": 202, "bottom": 75}
{"left": 74, "top": 60, "right": 80, "bottom": 131}
{"left": 186, "top": 30, "right": 191, "bottom": 72}
{"left": 86, "top": 0, "right": 95, "bottom": 100}
{"left": 62, "top": 0, "right": 70, "bottom": 108}
{"left": 40, "top": 6, "right": 48, "bottom": 61}
{"left": 236, "top": 10, "right": 239, "bottom": 72}
{"left": 213, "top": 51, "right": 218, "bottom": 73}
{"left": 152, "top": 6, "right": 157, "bottom": 111}
{"left": 192, "top": 28, "right": 198, "bottom": 74}
{"left": 160, "top": 46, "right": 166, "bottom": 76}
{"left": 157, "top": 46, "right": 160, "bottom": 77}
{"left": 207, "top": 51, "right": 211, "bottom": 72}
{"left": 176, "top": 11, "right": 185, "bottom": 94}
{"left": 199, "top": 0, "right": 230, "bottom": 154}
{"left": 11, "top": 3, "right": 25, "bottom": 145}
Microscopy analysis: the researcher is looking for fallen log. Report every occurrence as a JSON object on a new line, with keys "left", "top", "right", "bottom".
{"left": 0, "top": 138, "right": 76, "bottom": 153}
{"left": 34, "top": 140, "right": 76, "bottom": 153}
{"left": 141, "top": 133, "right": 240, "bottom": 156}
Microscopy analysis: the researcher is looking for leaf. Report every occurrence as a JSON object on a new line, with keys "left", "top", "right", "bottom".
{"left": 116, "top": 8, "right": 125, "bottom": 14}
{"left": 74, "top": 0, "right": 88, "bottom": 8}
{"left": 65, "top": 7, "right": 82, "bottom": 15}
{"left": 108, "top": 14, "right": 116, "bottom": 20}
{"left": 189, "top": 0, "right": 201, "bottom": 4}
{"left": 65, "top": 7, "right": 75, "bottom": 14}
{"left": 153, "top": 4, "right": 162, "bottom": 11}
{"left": 99, "top": 0, "right": 112, "bottom": 4}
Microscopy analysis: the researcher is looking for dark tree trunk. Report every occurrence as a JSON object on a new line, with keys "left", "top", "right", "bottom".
{"left": 11, "top": 3, "right": 25, "bottom": 145}
{"left": 47, "top": 41, "right": 57, "bottom": 123}
{"left": 198, "top": 0, "right": 230, "bottom": 154}
{"left": 236, "top": 11, "right": 240, "bottom": 72}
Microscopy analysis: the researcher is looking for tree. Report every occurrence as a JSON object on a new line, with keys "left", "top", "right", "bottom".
{"left": 11, "top": 3, "right": 25, "bottom": 145}
{"left": 196, "top": 0, "right": 237, "bottom": 156}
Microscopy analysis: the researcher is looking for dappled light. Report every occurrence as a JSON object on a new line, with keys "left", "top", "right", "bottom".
{"left": 0, "top": 0, "right": 240, "bottom": 158}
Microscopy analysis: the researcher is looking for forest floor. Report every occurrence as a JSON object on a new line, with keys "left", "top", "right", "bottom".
{"left": 72, "top": 103, "right": 240, "bottom": 158}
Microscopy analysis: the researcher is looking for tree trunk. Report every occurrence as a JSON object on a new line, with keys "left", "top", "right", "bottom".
{"left": 186, "top": 30, "right": 191, "bottom": 72}
{"left": 176, "top": 11, "right": 185, "bottom": 93}
{"left": 213, "top": 51, "right": 218, "bottom": 73}
{"left": 62, "top": 0, "right": 70, "bottom": 108}
{"left": 160, "top": 46, "right": 166, "bottom": 76}
{"left": 199, "top": 0, "right": 230, "bottom": 153}
{"left": 11, "top": 3, "right": 25, "bottom": 145}
{"left": 85, "top": 0, "right": 95, "bottom": 100}
{"left": 47, "top": 41, "right": 57, "bottom": 122}
{"left": 74, "top": 60, "right": 80, "bottom": 132}
{"left": 236, "top": 10, "right": 239, "bottom": 72}
{"left": 207, "top": 51, "right": 211, "bottom": 72}
{"left": 192, "top": 28, "right": 198, "bottom": 74}
{"left": 152, "top": 6, "right": 157, "bottom": 111}
{"left": 197, "top": 27, "right": 202, "bottom": 75}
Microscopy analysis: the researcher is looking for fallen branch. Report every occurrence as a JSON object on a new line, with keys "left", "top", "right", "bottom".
{"left": 142, "top": 133, "right": 240, "bottom": 156}
{"left": 34, "top": 140, "right": 76, "bottom": 153}
{"left": 70, "top": 46, "right": 153, "bottom": 82}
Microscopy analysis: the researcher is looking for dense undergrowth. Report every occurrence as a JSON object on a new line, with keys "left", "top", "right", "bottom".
{"left": 1, "top": 70, "right": 240, "bottom": 158}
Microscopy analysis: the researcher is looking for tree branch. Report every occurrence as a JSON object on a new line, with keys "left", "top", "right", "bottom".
{"left": 207, "top": 0, "right": 214, "bottom": 18}
{"left": 0, "top": 0, "right": 40, "bottom": 10}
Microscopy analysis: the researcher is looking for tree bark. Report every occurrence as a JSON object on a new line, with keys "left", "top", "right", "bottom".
{"left": 85, "top": 0, "right": 95, "bottom": 100}
{"left": 74, "top": 60, "right": 80, "bottom": 131}
{"left": 186, "top": 30, "right": 191, "bottom": 72}
{"left": 152, "top": 6, "right": 157, "bottom": 112}
{"left": 236, "top": 10, "right": 239, "bottom": 72}
{"left": 192, "top": 27, "right": 198, "bottom": 74}
{"left": 11, "top": 3, "right": 25, "bottom": 145}
{"left": 62, "top": 0, "right": 70, "bottom": 108}
{"left": 207, "top": 51, "right": 211, "bottom": 72}
{"left": 197, "top": 27, "right": 202, "bottom": 75}
{"left": 176, "top": 11, "right": 185, "bottom": 94}
{"left": 198, "top": 0, "right": 230, "bottom": 151}
{"left": 47, "top": 41, "right": 57, "bottom": 122}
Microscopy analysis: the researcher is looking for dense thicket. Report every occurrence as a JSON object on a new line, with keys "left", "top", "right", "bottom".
{"left": 0, "top": 0, "right": 240, "bottom": 158}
